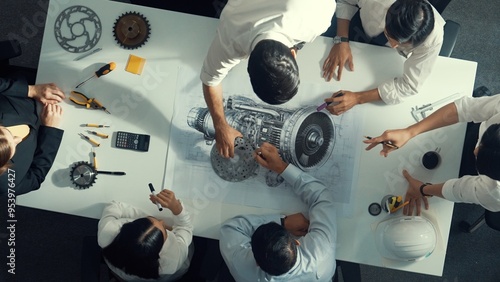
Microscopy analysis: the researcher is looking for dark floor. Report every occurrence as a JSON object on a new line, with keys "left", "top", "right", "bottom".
{"left": 1, "top": 0, "right": 500, "bottom": 281}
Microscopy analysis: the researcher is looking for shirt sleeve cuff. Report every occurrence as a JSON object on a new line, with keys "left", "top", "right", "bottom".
{"left": 173, "top": 201, "right": 191, "bottom": 225}
{"left": 336, "top": 3, "right": 359, "bottom": 20}
{"left": 280, "top": 164, "right": 303, "bottom": 185}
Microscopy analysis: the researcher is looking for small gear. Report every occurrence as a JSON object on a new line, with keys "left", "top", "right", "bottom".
{"left": 113, "top": 12, "right": 150, "bottom": 49}
{"left": 70, "top": 161, "right": 97, "bottom": 189}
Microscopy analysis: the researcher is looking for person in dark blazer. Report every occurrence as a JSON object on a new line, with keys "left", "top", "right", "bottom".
{"left": 0, "top": 75, "right": 65, "bottom": 195}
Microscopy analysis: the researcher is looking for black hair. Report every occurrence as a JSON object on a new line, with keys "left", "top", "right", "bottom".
{"left": 476, "top": 123, "right": 500, "bottom": 181}
{"left": 102, "top": 218, "right": 164, "bottom": 279}
{"left": 251, "top": 222, "right": 297, "bottom": 276}
{"left": 247, "top": 39, "right": 300, "bottom": 105}
{"left": 385, "top": 0, "right": 435, "bottom": 47}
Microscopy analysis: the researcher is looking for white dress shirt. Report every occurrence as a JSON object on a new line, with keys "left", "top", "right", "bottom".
{"left": 336, "top": 0, "right": 446, "bottom": 104}
{"left": 441, "top": 95, "right": 500, "bottom": 212}
{"left": 97, "top": 201, "right": 193, "bottom": 281}
{"left": 201, "top": 0, "right": 336, "bottom": 86}
{"left": 219, "top": 165, "right": 337, "bottom": 281}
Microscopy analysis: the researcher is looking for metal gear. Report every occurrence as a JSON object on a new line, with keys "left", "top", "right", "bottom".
{"left": 70, "top": 161, "right": 97, "bottom": 189}
{"left": 113, "top": 12, "right": 150, "bottom": 49}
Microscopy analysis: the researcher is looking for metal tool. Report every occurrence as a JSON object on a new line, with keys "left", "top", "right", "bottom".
{"left": 70, "top": 161, "right": 125, "bottom": 189}
{"left": 76, "top": 62, "right": 116, "bottom": 88}
{"left": 78, "top": 133, "right": 100, "bottom": 147}
{"left": 411, "top": 93, "right": 460, "bottom": 122}
{"left": 74, "top": 47, "right": 102, "bottom": 61}
{"left": 84, "top": 124, "right": 110, "bottom": 128}
{"left": 70, "top": 91, "right": 110, "bottom": 114}
{"left": 87, "top": 130, "right": 109, "bottom": 139}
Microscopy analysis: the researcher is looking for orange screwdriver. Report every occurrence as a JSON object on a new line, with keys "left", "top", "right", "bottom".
{"left": 76, "top": 62, "right": 116, "bottom": 88}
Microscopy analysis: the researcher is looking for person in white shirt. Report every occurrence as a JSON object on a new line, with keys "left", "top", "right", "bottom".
{"left": 322, "top": 0, "right": 445, "bottom": 115}
{"left": 364, "top": 95, "right": 500, "bottom": 215}
{"left": 219, "top": 142, "right": 337, "bottom": 281}
{"left": 97, "top": 190, "right": 193, "bottom": 281}
{"left": 201, "top": 0, "right": 336, "bottom": 158}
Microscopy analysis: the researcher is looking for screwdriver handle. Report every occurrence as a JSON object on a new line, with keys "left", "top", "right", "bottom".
{"left": 95, "top": 62, "right": 116, "bottom": 78}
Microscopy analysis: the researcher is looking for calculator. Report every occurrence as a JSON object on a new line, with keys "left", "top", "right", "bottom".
{"left": 115, "top": 131, "right": 150, "bottom": 152}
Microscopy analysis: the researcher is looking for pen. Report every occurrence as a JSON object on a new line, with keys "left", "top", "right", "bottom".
{"left": 364, "top": 136, "right": 399, "bottom": 149}
{"left": 316, "top": 92, "right": 344, "bottom": 112}
{"left": 92, "top": 148, "right": 97, "bottom": 169}
{"left": 390, "top": 201, "right": 409, "bottom": 213}
{"left": 87, "top": 130, "right": 109, "bottom": 138}
{"left": 74, "top": 47, "right": 102, "bottom": 61}
{"left": 97, "top": 171, "right": 126, "bottom": 175}
{"left": 84, "top": 124, "right": 110, "bottom": 128}
{"left": 316, "top": 101, "right": 332, "bottom": 111}
{"left": 78, "top": 133, "right": 100, "bottom": 147}
{"left": 148, "top": 183, "right": 163, "bottom": 211}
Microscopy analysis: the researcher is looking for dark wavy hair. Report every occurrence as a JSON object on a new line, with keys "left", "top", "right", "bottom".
{"left": 102, "top": 218, "right": 164, "bottom": 279}
{"left": 476, "top": 123, "right": 500, "bottom": 181}
{"left": 248, "top": 39, "right": 300, "bottom": 105}
{"left": 385, "top": 0, "right": 435, "bottom": 47}
{"left": 251, "top": 222, "right": 297, "bottom": 276}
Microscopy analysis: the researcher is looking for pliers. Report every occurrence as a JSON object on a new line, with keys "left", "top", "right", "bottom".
{"left": 70, "top": 91, "right": 110, "bottom": 114}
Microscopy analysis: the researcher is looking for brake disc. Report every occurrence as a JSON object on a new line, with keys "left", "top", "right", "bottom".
{"left": 210, "top": 137, "right": 259, "bottom": 182}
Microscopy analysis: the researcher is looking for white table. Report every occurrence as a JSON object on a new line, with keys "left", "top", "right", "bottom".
{"left": 20, "top": 0, "right": 477, "bottom": 277}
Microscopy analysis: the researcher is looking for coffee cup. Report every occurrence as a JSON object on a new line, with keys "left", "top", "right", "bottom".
{"left": 421, "top": 151, "right": 441, "bottom": 170}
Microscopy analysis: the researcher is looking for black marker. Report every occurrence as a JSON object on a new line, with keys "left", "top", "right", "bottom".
{"left": 148, "top": 183, "right": 163, "bottom": 211}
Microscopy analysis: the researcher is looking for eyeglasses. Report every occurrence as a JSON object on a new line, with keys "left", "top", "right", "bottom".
{"left": 292, "top": 41, "right": 305, "bottom": 51}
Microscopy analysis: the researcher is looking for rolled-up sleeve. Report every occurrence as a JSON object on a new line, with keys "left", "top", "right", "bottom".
{"left": 336, "top": 0, "right": 360, "bottom": 20}
{"left": 455, "top": 95, "right": 500, "bottom": 123}
{"left": 442, "top": 175, "right": 500, "bottom": 212}
{"left": 378, "top": 43, "right": 441, "bottom": 104}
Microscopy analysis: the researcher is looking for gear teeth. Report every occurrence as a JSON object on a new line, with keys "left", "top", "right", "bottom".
{"left": 113, "top": 11, "right": 151, "bottom": 50}
{"left": 70, "top": 161, "right": 97, "bottom": 189}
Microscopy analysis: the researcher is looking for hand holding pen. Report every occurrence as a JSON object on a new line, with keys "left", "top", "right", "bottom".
{"left": 148, "top": 183, "right": 163, "bottom": 211}
{"left": 363, "top": 128, "right": 413, "bottom": 157}
{"left": 149, "top": 188, "right": 183, "bottom": 215}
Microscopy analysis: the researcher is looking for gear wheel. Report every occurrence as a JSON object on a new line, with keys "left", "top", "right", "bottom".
{"left": 70, "top": 161, "right": 97, "bottom": 189}
{"left": 113, "top": 12, "right": 150, "bottom": 49}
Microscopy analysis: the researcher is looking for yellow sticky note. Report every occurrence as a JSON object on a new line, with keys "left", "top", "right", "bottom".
{"left": 125, "top": 54, "right": 146, "bottom": 75}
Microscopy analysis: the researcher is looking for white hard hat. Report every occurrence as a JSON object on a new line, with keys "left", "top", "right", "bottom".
{"left": 375, "top": 216, "right": 437, "bottom": 261}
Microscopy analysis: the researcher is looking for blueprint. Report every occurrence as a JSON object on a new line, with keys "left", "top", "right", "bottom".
{"left": 165, "top": 68, "right": 364, "bottom": 216}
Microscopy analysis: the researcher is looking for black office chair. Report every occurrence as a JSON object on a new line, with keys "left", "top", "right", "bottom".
{"left": 460, "top": 210, "right": 500, "bottom": 233}
{"left": 439, "top": 20, "right": 460, "bottom": 57}
{"left": 428, "top": 0, "right": 452, "bottom": 14}
{"left": 0, "top": 39, "right": 37, "bottom": 84}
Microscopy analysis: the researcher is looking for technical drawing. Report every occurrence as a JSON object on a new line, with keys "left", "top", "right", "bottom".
{"left": 187, "top": 96, "right": 336, "bottom": 172}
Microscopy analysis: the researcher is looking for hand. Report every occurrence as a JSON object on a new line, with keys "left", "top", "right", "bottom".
{"left": 325, "top": 91, "right": 358, "bottom": 115}
{"left": 363, "top": 129, "right": 412, "bottom": 157}
{"left": 28, "top": 83, "right": 65, "bottom": 104}
{"left": 322, "top": 43, "right": 354, "bottom": 81}
{"left": 150, "top": 189, "right": 183, "bottom": 215}
{"left": 402, "top": 170, "right": 429, "bottom": 216}
{"left": 254, "top": 142, "right": 288, "bottom": 174}
{"left": 41, "top": 104, "right": 63, "bottom": 127}
{"left": 283, "top": 213, "right": 309, "bottom": 237}
{"left": 215, "top": 124, "right": 243, "bottom": 158}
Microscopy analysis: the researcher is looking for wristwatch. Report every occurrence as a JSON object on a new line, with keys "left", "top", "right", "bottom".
{"left": 419, "top": 183, "right": 433, "bottom": 197}
{"left": 333, "top": 36, "right": 349, "bottom": 44}
{"left": 280, "top": 215, "right": 287, "bottom": 227}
